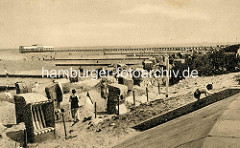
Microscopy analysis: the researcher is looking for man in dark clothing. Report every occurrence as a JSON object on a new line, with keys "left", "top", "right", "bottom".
{"left": 69, "top": 89, "right": 80, "bottom": 122}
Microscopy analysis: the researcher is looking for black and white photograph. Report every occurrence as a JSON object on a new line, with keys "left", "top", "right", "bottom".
{"left": 0, "top": 0, "right": 240, "bottom": 147}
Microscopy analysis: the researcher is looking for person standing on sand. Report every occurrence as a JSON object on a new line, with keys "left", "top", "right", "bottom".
{"left": 194, "top": 84, "right": 213, "bottom": 100}
{"left": 69, "top": 89, "right": 80, "bottom": 122}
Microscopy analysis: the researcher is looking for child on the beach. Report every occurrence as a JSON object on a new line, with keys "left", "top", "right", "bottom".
{"left": 69, "top": 89, "right": 80, "bottom": 122}
{"left": 194, "top": 84, "right": 213, "bottom": 100}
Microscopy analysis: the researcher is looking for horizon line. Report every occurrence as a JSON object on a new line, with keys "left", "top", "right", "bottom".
{"left": 1, "top": 41, "right": 239, "bottom": 50}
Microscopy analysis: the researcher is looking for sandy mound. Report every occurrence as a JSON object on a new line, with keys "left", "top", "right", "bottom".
{"left": 0, "top": 101, "right": 16, "bottom": 124}
{"left": 0, "top": 123, "right": 7, "bottom": 133}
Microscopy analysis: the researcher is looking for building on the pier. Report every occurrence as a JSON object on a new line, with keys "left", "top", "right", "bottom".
{"left": 19, "top": 44, "right": 54, "bottom": 53}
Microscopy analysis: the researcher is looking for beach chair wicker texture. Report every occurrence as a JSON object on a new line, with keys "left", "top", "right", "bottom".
{"left": 107, "top": 83, "right": 128, "bottom": 114}
{"left": 14, "top": 93, "right": 56, "bottom": 143}
{"left": 45, "top": 83, "right": 63, "bottom": 102}
{"left": 15, "top": 82, "right": 32, "bottom": 94}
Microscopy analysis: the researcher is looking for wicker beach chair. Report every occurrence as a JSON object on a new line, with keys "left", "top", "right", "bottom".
{"left": 14, "top": 93, "right": 55, "bottom": 143}
{"left": 107, "top": 83, "right": 128, "bottom": 114}
{"left": 15, "top": 82, "right": 32, "bottom": 94}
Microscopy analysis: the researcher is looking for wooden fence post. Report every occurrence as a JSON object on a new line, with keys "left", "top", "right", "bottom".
{"left": 118, "top": 97, "right": 120, "bottom": 115}
{"left": 146, "top": 87, "right": 149, "bottom": 102}
{"left": 165, "top": 54, "right": 169, "bottom": 98}
{"left": 133, "top": 91, "right": 136, "bottom": 106}
{"left": 61, "top": 108, "right": 68, "bottom": 139}
{"left": 158, "top": 82, "right": 160, "bottom": 95}
{"left": 94, "top": 102, "right": 97, "bottom": 118}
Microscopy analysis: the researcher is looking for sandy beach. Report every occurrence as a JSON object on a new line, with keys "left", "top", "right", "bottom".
{"left": 0, "top": 54, "right": 239, "bottom": 148}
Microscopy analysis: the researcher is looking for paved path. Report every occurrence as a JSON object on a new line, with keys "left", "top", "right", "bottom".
{"left": 115, "top": 93, "right": 240, "bottom": 148}
{"left": 201, "top": 93, "right": 240, "bottom": 147}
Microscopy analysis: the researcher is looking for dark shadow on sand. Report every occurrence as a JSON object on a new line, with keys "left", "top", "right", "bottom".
{"left": 6, "top": 130, "right": 24, "bottom": 143}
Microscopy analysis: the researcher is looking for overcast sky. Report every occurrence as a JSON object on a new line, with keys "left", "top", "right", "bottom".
{"left": 0, "top": 0, "right": 240, "bottom": 49}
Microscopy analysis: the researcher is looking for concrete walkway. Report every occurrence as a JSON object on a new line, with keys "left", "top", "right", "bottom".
{"left": 201, "top": 94, "right": 240, "bottom": 147}
{"left": 115, "top": 92, "right": 240, "bottom": 148}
